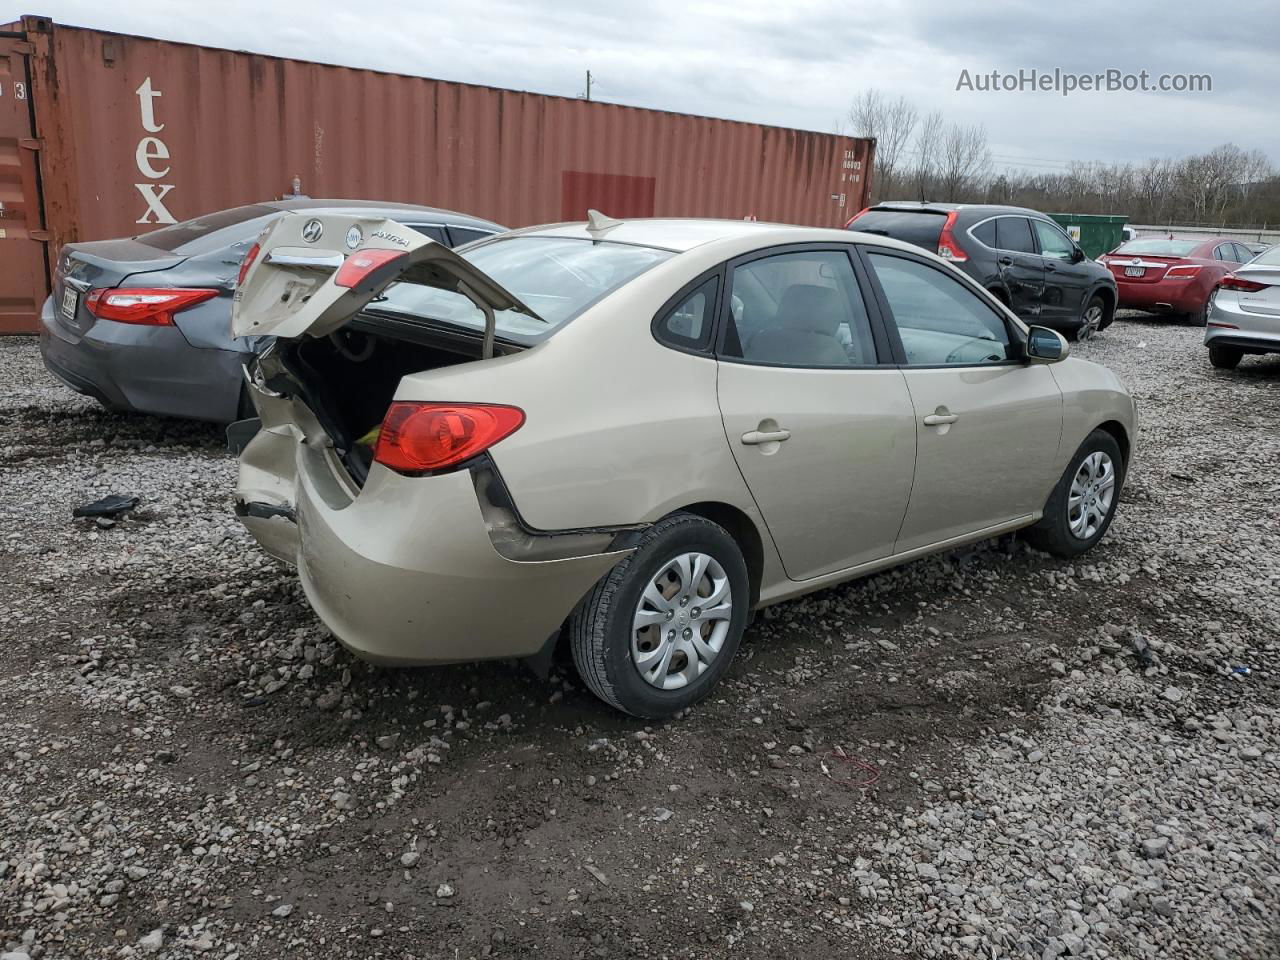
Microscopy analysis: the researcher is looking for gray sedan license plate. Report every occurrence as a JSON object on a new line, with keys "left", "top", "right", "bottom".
{"left": 60, "top": 286, "right": 79, "bottom": 320}
{"left": 1124, "top": 266, "right": 1145, "bottom": 278}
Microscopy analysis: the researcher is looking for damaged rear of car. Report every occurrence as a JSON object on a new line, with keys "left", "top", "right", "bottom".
{"left": 231, "top": 213, "right": 664, "bottom": 666}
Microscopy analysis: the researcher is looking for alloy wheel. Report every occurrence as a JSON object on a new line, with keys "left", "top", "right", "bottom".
{"left": 631, "top": 552, "right": 733, "bottom": 690}
{"left": 1067, "top": 451, "right": 1116, "bottom": 540}
{"left": 1079, "top": 303, "right": 1103, "bottom": 340}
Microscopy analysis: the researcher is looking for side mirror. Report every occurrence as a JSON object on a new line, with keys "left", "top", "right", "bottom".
{"left": 1071, "top": 247, "right": 1086, "bottom": 263}
{"left": 1024, "top": 325, "right": 1070, "bottom": 364}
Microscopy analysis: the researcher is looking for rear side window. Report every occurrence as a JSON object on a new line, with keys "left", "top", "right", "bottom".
{"left": 134, "top": 204, "right": 275, "bottom": 253}
{"left": 406, "top": 224, "right": 448, "bottom": 244}
{"left": 448, "top": 226, "right": 496, "bottom": 247}
{"left": 867, "top": 252, "right": 1012, "bottom": 366}
{"left": 848, "top": 209, "right": 946, "bottom": 250}
{"left": 722, "top": 250, "right": 877, "bottom": 367}
{"left": 995, "top": 217, "right": 1037, "bottom": 254}
{"left": 655, "top": 277, "right": 718, "bottom": 351}
{"left": 971, "top": 219, "right": 997, "bottom": 248}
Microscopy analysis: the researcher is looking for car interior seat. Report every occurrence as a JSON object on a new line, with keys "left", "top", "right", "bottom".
{"left": 746, "top": 284, "right": 853, "bottom": 366}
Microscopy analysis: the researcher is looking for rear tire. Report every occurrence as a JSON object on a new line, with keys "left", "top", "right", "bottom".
{"left": 1024, "top": 430, "right": 1125, "bottom": 558}
{"left": 1208, "top": 344, "right": 1243, "bottom": 369}
{"left": 1188, "top": 300, "right": 1210, "bottom": 326}
{"left": 569, "top": 512, "right": 750, "bottom": 718}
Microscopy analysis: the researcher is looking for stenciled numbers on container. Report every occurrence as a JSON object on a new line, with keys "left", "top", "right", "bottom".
{"left": 0, "top": 81, "right": 28, "bottom": 99}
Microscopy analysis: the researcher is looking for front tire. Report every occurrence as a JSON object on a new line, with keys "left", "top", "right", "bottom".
{"left": 1208, "top": 344, "right": 1243, "bottom": 369}
{"left": 1071, "top": 296, "right": 1106, "bottom": 341}
{"left": 569, "top": 512, "right": 750, "bottom": 718}
{"left": 1024, "top": 430, "right": 1125, "bottom": 558}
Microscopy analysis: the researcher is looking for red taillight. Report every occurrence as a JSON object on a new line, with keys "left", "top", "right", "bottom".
{"left": 236, "top": 242, "right": 261, "bottom": 288}
{"left": 844, "top": 206, "right": 871, "bottom": 229}
{"left": 1218, "top": 274, "right": 1267, "bottom": 293}
{"left": 86, "top": 287, "right": 219, "bottom": 326}
{"left": 335, "top": 249, "right": 407, "bottom": 289}
{"left": 1164, "top": 264, "right": 1202, "bottom": 279}
{"left": 373, "top": 402, "right": 525, "bottom": 475}
{"left": 936, "top": 211, "right": 968, "bottom": 262}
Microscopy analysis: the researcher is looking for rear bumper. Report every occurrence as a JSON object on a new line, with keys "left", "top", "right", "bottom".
{"left": 1114, "top": 280, "right": 1205, "bottom": 314}
{"left": 38, "top": 296, "right": 247, "bottom": 422}
{"left": 238, "top": 434, "right": 625, "bottom": 665}
{"left": 1205, "top": 295, "right": 1280, "bottom": 353}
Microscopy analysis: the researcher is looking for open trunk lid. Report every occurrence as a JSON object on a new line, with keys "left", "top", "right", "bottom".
{"left": 231, "top": 213, "right": 537, "bottom": 350}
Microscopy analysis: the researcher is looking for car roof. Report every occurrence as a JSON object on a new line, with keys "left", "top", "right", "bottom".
{"left": 868, "top": 201, "right": 1050, "bottom": 219}
{"left": 507, "top": 217, "right": 877, "bottom": 253}
{"left": 265, "top": 197, "right": 504, "bottom": 231}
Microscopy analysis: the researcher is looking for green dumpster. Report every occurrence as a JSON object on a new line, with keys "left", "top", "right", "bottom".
{"left": 1049, "top": 213, "right": 1128, "bottom": 259}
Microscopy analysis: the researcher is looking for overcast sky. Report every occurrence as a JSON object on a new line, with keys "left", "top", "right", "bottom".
{"left": 9, "top": 0, "right": 1278, "bottom": 173}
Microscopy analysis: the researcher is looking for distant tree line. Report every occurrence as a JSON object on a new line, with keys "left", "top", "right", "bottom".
{"left": 846, "top": 89, "right": 1279, "bottom": 226}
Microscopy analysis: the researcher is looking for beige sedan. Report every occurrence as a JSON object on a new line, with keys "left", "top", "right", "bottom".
{"left": 231, "top": 212, "right": 1136, "bottom": 717}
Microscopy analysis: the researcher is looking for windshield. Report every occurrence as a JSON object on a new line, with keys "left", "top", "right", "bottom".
{"left": 135, "top": 204, "right": 276, "bottom": 254}
{"left": 372, "top": 236, "right": 674, "bottom": 338}
{"left": 1113, "top": 238, "right": 1201, "bottom": 257}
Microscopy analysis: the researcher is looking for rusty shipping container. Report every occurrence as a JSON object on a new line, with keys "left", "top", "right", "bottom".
{"left": 0, "top": 15, "right": 874, "bottom": 333}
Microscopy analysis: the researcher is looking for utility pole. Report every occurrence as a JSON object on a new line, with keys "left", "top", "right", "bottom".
{"left": 585, "top": 70, "right": 592, "bottom": 101}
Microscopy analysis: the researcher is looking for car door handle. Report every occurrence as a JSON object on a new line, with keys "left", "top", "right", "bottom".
{"left": 1045, "top": 262, "right": 1058, "bottom": 272}
{"left": 741, "top": 428, "right": 791, "bottom": 445}
{"left": 923, "top": 414, "right": 958, "bottom": 426}
{"left": 998, "top": 256, "right": 1013, "bottom": 266}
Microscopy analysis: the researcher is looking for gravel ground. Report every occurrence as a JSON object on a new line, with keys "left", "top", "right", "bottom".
{"left": 1, "top": 314, "right": 1277, "bottom": 960}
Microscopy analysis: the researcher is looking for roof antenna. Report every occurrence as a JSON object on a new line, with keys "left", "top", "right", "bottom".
{"left": 586, "top": 209, "right": 623, "bottom": 238}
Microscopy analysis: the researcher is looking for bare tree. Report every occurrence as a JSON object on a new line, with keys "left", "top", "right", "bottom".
{"left": 847, "top": 89, "right": 918, "bottom": 202}
{"left": 937, "top": 122, "right": 992, "bottom": 201}
{"left": 910, "top": 110, "right": 945, "bottom": 200}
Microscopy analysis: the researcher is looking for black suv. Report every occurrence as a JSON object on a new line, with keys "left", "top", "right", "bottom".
{"left": 847, "top": 202, "right": 1118, "bottom": 340}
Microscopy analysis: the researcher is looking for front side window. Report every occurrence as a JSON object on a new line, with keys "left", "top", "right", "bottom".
{"left": 1033, "top": 220, "right": 1076, "bottom": 260}
{"left": 373, "top": 236, "right": 674, "bottom": 339}
{"left": 722, "top": 250, "right": 877, "bottom": 367}
{"left": 995, "top": 217, "right": 1037, "bottom": 254}
{"left": 867, "top": 252, "right": 1013, "bottom": 366}
{"left": 1232, "top": 243, "right": 1255, "bottom": 263}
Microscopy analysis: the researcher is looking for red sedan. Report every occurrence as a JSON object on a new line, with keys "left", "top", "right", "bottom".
{"left": 1098, "top": 236, "right": 1255, "bottom": 324}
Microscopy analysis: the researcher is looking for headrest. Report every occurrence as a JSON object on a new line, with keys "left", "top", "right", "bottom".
{"left": 776, "top": 284, "right": 843, "bottom": 337}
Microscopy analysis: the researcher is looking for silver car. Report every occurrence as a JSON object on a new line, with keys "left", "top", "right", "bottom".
{"left": 1205, "top": 244, "right": 1280, "bottom": 369}
{"left": 38, "top": 199, "right": 503, "bottom": 422}
{"left": 232, "top": 213, "right": 1136, "bottom": 718}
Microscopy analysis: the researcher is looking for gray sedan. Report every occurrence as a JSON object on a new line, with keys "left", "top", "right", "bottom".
{"left": 1205, "top": 244, "right": 1280, "bottom": 369}
{"left": 38, "top": 199, "right": 504, "bottom": 422}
